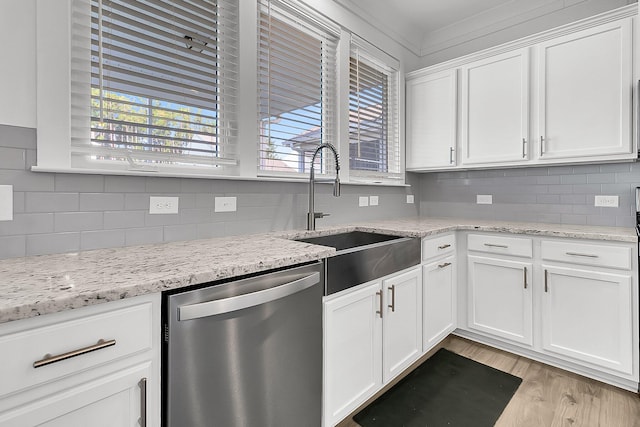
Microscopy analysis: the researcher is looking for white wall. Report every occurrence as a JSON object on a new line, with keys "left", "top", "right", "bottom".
{"left": 0, "top": 0, "right": 36, "bottom": 128}
{"left": 0, "top": 0, "right": 421, "bottom": 131}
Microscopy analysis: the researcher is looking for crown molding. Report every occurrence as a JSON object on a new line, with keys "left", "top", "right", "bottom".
{"left": 408, "top": 3, "right": 637, "bottom": 78}
{"left": 331, "top": 0, "right": 423, "bottom": 56}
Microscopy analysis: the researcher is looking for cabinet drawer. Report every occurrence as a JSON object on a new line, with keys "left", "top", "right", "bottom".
{"left": 541, "top": 240, "right": 632, "bottom": 270}
{"left": 422, "top": 234, "right": 456, "bottom": 261}
{"left": 468, "top": 234, "right": 532, "bottom": 258}
{"left": 0, "top": 301, "right": 153, "bottom": 397}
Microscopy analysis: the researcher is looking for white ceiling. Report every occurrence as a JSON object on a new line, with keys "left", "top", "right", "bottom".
{"left": 334, "top": 0, "right": 634, "bottom": 57}
{"left": 345, "top": 0, "right": 514, "bottom": 36}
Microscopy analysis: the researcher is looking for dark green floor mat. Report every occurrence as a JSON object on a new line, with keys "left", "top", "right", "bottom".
{"left": 353, "top": 348, "right": 522, "bottom": 427}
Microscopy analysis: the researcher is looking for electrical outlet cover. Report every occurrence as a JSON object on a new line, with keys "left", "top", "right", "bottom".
{"left": 0, "top": 185, "right": 13, "bottom": 221}
{"left": 359, "top": 196, "right": 369, "bottom": 207}
{"left": 149, "top": 196, "right": 179, "bottom": 214}
{"left": 369, "top": 195, "right": 379, "bottom": 206}
{"left": 406, "top": 195, "right": 414, "bottom": 204}
{"left": 477, "top": 194, "right": 492, "bottom": 205}
{"left": 594, "top": 195, "right": 619, "bottom": 207}
{"left": 215, "top": 196, "right": 237, "bottom": 212}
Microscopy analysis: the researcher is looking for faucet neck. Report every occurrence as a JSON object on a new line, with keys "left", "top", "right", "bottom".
{"left": 307, "top": 143, "right": 341, "bottom": 231}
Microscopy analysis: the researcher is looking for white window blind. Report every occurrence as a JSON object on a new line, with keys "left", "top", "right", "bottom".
{"left": 70, "top": 0, "right": 238, "bottom": 175}
{"left": 349, "top": 36, "right": 402, "bottom": 182}
{"left": 257, "top": 0, "right": 339, "bottom": 177}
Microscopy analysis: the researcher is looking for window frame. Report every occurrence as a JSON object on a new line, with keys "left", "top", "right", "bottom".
{"left": 34, "top": 0, "right": 406, "bottom": 185}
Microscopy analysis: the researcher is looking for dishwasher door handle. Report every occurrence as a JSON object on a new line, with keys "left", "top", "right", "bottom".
{"left": 178, "top": 272, "right": 321, "bottom": 321}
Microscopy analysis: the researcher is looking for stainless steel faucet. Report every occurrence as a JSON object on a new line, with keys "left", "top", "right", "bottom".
{"left": 307, "top": 143, "right": 341, "bottom": 230}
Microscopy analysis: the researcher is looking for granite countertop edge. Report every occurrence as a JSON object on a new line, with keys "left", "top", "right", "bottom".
{"left": 0, "top": 218, "right": 636, "bottom": 325}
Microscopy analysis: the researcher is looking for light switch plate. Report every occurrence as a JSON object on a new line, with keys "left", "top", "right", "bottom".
{"left": 0, "top": 185, "right": 13, "bottom": 221}
{"left": 477, "top": 194, "right": 493, "bottom": 205}
{"left": 215, "top": 196, "right": 237, "bottom": 212}
{"left": 369, "top": 195, "right": 379, "bottom": 206}
{"left": 594, "top": 195, "right": 619, "bottom": 207}
{"left": 406, "top": 195, "right": 414, "bottom": 204}
{"left": 359, "top": 196, "right": 369, "bottom": 207}
{"left": 149, "top": 196, "right": 179, "bottom": 214}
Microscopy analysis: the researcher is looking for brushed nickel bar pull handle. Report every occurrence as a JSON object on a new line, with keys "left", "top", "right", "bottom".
{"left": 540, "top": 135, "right": 545, "bottom": 156}
{"left": 376, "top": 290, "right": 383, "bottom": 318}
{"left": 388, "top": 285, "right": 396, "bottom": 312}
{"left": 565, "top": 251, "right": 599, "bottom": 258}
{"left": 522, "top": 138, "right": 527, "bottom": 158}
{"left": 139, "top": 377, "right": 147, "bottom": 427}
{"left": 523, "top": 266, "right": 528, "bottom": 289}
{"left": 438, "top": 244, "right": 451, "bottom": 250}
{"left": 438, "top": 262, "right": 451, "bottom": 269}
{"left": 33, "top": 339, "right": 116, "bottom": 368}
{"left": 544, "top": 269, "right": 549, "bottom": 293}
{"left": 484, "top": 243, "right": 508, "bottom": 248}
{"left": 449, "top": 147, "right": 454, "bottom": 164}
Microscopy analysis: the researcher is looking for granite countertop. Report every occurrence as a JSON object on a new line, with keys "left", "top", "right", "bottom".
{"left": 0, "top": 218, "right": 636, "bottom": 325}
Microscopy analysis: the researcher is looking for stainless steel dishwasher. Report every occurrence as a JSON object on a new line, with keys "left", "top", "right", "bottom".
{"left": 162, "top": 261, "right": 323, "bottom": 427}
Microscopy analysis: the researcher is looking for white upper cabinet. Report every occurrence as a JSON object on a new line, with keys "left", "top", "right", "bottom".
{"left": 537, "top": 20, "right": 633, "bottom": 161}
{"left": 406, "top": 70, "right": 458, "bottom": 169}
{"left": 405, "top": 6, "right": 637, "bottom": 171}
{"left": 461, "top": 48, "right": 530, "bottom": 166}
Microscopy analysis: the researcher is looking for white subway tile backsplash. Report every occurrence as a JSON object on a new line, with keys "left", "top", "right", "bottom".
{"left": 25, "top": 192, "right": 79, "bottom": 212}
{"left": 80, "top": 229, "right": 125, "bottom": 251}
{"left": 0, "top": 235, "right": 26, "bottom": 258}
{"left": 54, "top": 212, "right": 103, "bottom": 232}
{"left": 55, "top": 174, "right": 104, "bottom": 192}
{"left": 26, "top": 232, "right": 80, "bottom": 256}
{"left": 0, "top": 147, "right": 26, "bottom": 170}
{"left": 125, "top": 227, "right": 164, "bottom": 246}
{"left": 79, "top": 193, "right": 125, "bottom": 211}
{"left": 104, "top": 211, "right": 145, "bottom": 229}
{"left": 105, "top": 176, "right": 147, "bottom": 193}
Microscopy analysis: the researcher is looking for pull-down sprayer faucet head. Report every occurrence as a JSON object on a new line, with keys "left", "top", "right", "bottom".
{"left": 307, "top": 143, "right": 341, "bottom": 231}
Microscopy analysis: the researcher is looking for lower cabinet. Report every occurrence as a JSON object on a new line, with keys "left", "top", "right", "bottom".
{"left": 323, "top": 266, "right": 422, "bottom": 427}
{"left": 467, "top": 255, "right": 533, "bottom": 346}
{"left": 0, "top": 363, "right": 151, "bottom": 427}
{"left": 541, "top": 265, "right": 633, "bottom": 375}
{"left": 0, "top": 294, "right": 160, "bottom": 427}
{"left": 423, "top": 255, "right": 456, "bottom": 352}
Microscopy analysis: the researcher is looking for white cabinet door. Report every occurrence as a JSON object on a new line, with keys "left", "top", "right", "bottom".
{"left": 461, "top": 48, "right": 530, "bottom": 165}
{"left": 423, "top": 256, "right": 456, "bottom": 352}
{"left": 467, "top": 255, "right": 533, "bottom": 345}
{"left": 406, "top": 70, "right": 457, "bottom": 169}
{"left": 382, "top": 267, "right": 422, "bottom": 383}
{"left": 541, "top": 265, "right": 633, "bottom": 375}
{"left": 323, "top": 282, "right": 382, "bottom": 427}
{"left": 0, "top": 363, "right": 151, "bottom": 427}
{"left": 537, "top": 20, "right": 633, "bottom": 160}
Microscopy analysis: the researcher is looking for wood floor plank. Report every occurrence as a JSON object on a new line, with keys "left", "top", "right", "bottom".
{"left": 336, "top": 336, "right": 640, "bottom": 427}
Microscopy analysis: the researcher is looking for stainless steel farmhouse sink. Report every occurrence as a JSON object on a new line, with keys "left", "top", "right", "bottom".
{"left": 295, "top": 231, "right": 421, "bottom": 295}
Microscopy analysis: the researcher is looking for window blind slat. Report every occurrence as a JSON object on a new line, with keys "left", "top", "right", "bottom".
{"left": 71, "top": 0, "right": 238, "bottom": 173}
{"left": 257, "top": 0, "right": 338, "bottom": 176}
{"left": 349, "top": 38, "right": 400, "bottom": 181}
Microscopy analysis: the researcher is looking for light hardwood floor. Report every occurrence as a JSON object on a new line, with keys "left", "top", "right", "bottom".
{"left": 337, "top": 336, "right": 640, "bottom": 427}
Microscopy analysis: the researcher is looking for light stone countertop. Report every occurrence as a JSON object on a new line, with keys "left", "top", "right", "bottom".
{"left": 0, "top": 217, "right": 636, "bottom": 324}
